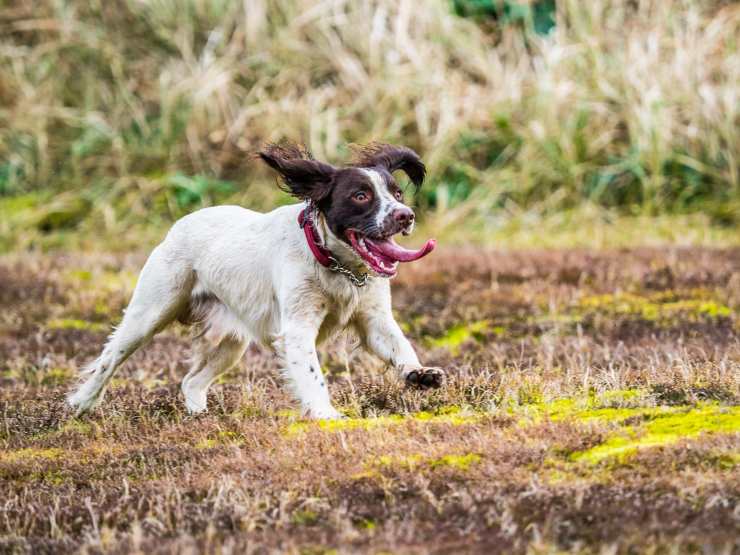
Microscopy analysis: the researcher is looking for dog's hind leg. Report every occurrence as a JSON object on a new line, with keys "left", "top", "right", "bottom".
{"left": 181, "top": 335, "right": 247, "bottom": 414}
{"left": 68, "top": 245, "right": 194, "bottom": 415}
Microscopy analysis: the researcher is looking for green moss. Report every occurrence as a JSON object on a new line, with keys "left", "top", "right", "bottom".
{"left": 306, "top": 414, "right": 403, "bottom": 434}
{"left": 99, "top": 270, "right": 138, "bottom": 291}
{"left": 35, "top": 420, "right": 93, "bottom": 440}
{"left": 519, "top": 398, "right": 689, "bottom": 427}
{"left": 0, "top": 193, "right": 45, "bottom": 219}
{"left": 714, "top": 453, "right": 740, "bottom": 470}
{"left": 509, "top": 397, "right": 579, "bottom": 421}
{"left": 514, "top": 380, "right": 545, "bottom": 405}
{"left": 67, "top": 269, "right": 93, "bottom": 282}
{"left": 357, "top": 518, "right": 376, "bottom": 531}
{"left": 285, "top": 407, "right": 481, "bottom": 436}
{"left": 575, "top": 292, "right": 733, "bottom": 323}
{"left": 64, "top": 268, "right": 137, "bottom": 293}
{"left": 541, "top": 464, "right": 601, "bottom": 485}
{"left": 533, "top": 397, "right": 578, "bottom": 419}
{"left": 299, "top": 548, "right": 337, "bottom": 555}
{"left": 509, "top": 389, "right": 657, "bottom": 422}
{"left": 195, "top": 438, "right": 218, "bottom": 449}
{"left": 375, "top": 452, "right": 482, "bottom": 472}
{"left": 292, "top": 509, "right": 319, "bottom": 526}
{"left": 428, "top": 320, "right": 490, "bottom": 354}
{"left": 0, "top": 447, "right": 64, "bottom": 464}
{"left": 23, "top": 470, "right": 67, "bottom": 486}
{"left": 696, "top": 301, "right": 733, "bottom": 317}
{"left": 429, "top": 453, "right": 482, "bottom": 470}
{"left": 32, "top": 195, "right": 91, "bottom": 231}
{"left": 40, "top": 367, "right": 74, "bottom": 385}
{"left": 46, "top": 318, "right": 108, "bottom": 332}
{"left": 571, "top": 405, "right": 740, "bottom": 464}
{"left": 521, "top": 397, "right": 740, "bottom": 470}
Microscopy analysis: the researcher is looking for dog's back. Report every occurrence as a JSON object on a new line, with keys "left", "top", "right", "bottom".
{"left": 68, "top": 203, "right": 303, "bottom": 415}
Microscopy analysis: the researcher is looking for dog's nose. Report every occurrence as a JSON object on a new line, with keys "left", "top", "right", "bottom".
{"left": 392, "top": 207, "right": 415, "bottom": 226}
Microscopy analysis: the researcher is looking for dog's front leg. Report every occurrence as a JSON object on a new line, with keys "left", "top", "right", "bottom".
{"left": 358, "top": 292, "right": 444, "bottom": 389}
{"left": 278, "top": 295, "right": 343, "bottom": 420}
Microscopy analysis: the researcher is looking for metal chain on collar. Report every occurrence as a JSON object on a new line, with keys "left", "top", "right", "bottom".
{"left": 305, "top": 202, "right": 369, "bottom": 288}
{"left": 327, "top": 256, "right": 369, "bottom": 287}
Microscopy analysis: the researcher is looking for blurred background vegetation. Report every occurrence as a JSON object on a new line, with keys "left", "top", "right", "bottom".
{"left": 0, "top": 0, "right": 738, "bottom": 252}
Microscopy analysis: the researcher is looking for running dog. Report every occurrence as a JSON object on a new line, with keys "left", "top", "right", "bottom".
{"left": 68, "top": 143, "right": 443, "bottom": 419}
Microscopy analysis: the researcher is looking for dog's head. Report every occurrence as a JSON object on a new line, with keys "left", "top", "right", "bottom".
{"left": 259, "top": 143, "right": 435, "bottom": 277}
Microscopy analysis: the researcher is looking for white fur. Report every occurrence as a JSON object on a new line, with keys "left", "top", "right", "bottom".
{"left": 67, "top": 203, "right": 426, "bottom": 419}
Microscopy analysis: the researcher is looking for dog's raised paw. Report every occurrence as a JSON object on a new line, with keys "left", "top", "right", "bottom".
{"left": 405, "top": 367, "right": 445, "bottom": 389}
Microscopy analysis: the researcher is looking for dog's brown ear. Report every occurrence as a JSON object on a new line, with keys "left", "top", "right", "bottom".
{"left": 259, "top": 143, "right": 336, "bottom": 202}
{"left": 352, "top": 143, "right": 426, "bottom": 190}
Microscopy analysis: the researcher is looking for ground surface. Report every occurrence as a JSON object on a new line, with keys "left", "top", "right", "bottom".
{"left": 1, "top": 247, "right": 738, "bottom": 554}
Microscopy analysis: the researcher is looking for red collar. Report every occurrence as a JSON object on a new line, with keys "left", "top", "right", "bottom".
{"left": 298, "top": 208, "right": 333, "bottom": 267}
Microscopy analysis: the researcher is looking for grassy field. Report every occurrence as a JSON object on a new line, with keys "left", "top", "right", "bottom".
{"left": 1, "top": 246, "right": 738, "bottom": 553}
{"left": 1, "top": 0, "right": 739, "bottom": 553}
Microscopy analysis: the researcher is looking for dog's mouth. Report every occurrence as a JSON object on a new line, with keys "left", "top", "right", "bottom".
{"left": 346, "top": 229, "right": 436, "bottom": 277}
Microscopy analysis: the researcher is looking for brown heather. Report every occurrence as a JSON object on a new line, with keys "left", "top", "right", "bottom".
{"left": 1, "top": 247, "right": 738, "bottom": 553}
{"left": 1, "top": 1, "right": 739, "bottom": 552}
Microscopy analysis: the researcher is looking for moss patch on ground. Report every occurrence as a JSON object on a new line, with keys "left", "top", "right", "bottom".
{"left": 284, "top": 406, "right": 481, "bottom": 436}
{"left": 0, "top": 447, "right": 64, "bottom": 464}
{"left": 570, "top": 404, "right": 740, "bottom": 464}
{"left": 505, "top": 391, "right": 739, "bottom": 465}
{"left": 509, "top": 389, "right": 653, "bottom": 421}
{"left": 46, "top": 318, "right": 109, "bottom": 332}
{"left": 574, "top": 291, "right": 733, "bottom": 323}
{"left": 427, "top": 320, "right": 494, "bottom": 355}
{"left": 374, "top": 452, "right": 482, "bottom": 471}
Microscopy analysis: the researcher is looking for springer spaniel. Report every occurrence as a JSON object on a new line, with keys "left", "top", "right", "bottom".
{"left": 68, "top": 143, "right": 444, "bottom": 419}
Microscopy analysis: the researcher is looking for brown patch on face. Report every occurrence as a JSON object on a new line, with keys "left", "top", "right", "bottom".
{"left": 351, "top": 143, "right": 426, "bottom": 189}
{"left": 258, "top": 143, "right": 336, "bottom": 203}
{"left": 318, "top": 167, "right": 382, "bottom": 241}
{"left": 258, "top": 142, "right": 426, "bottom": 244}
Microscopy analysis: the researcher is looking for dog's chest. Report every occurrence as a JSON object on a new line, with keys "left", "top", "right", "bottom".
{"left": 316, "top": 273, "right": 363, "bottom": 340}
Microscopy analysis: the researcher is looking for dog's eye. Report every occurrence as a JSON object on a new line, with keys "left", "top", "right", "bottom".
{"left": 353, "top": 191, "right": 370, "bottom": 203}
{"left": 394, "top": 189, "right": 403, "bottom": 201}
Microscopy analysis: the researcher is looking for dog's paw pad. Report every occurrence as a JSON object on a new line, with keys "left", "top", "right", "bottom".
{"left": 405, "top": 367, "right": 445, "bottom": 389}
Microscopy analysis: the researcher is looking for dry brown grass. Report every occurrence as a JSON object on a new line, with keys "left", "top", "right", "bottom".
{"left": 1, "top": 247, "right": 738, "bottom": 553}
{"left": 2, "top": 2, "right": 739, "bottom": 551}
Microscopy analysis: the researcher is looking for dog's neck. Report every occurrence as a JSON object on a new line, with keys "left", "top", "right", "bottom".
{"left": 309, "top": 207, "right": 371, "bottom": 277}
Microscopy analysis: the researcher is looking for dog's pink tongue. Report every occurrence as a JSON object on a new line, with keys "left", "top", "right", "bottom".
{"left": 368, "top": 237, "right": 436, "bottom": 262}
